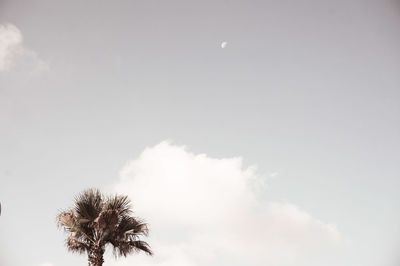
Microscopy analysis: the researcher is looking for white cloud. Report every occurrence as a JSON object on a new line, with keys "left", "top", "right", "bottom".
{"left": 0, "top": 23, "right": 48, "bottom": 73}
{"left": 0, "top": 24, "right": 21, "bottom": 71}
{"left": 38, "top": 263, "right": 53, "bottom": 266}
{"left": 110, "top": 141, "right": 344, "bottom": 266}
{"left": 270, "top": 171, "right": 279, "bottom": 178}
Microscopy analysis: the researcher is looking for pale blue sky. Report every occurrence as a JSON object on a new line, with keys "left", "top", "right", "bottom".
{"left": 1, "top": 1, "right": 400, "bottom": 266}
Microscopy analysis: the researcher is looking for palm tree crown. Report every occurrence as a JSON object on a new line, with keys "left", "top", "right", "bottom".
{"left": 57, "top": 189, "right": 152, "bottom": 266}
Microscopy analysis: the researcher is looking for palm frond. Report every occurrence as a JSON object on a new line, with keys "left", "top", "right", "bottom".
{"left": 129, "top": 240, "right": 152, "bottom": 255}
{"left": 74, "top": 188, "right": 104, "bottom": 222}
{"left": 57, "top": 210, "right": 78, "bottom": 231}
{"left": 57, "top": 211, "right": 96, "bottom": 243}
{"left": 104, "top": 194, "right": 132, "bottom": 216}
{"left": 66, "top": 235, "right": 90, "bottom": 254}
{"left": 97, "top": 210, "right": 119, "bottom": 230}
{"left": 111, "top": 240, "right": 153, "bottom": 257}
{"left": 114, "top": 216, "right": 149, "bottom": 240}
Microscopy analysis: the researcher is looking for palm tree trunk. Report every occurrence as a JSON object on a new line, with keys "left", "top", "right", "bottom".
{"left": 88, "top": 245, "right": 104, "bottom": 266}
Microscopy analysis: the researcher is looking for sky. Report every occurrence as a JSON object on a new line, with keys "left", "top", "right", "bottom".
{"left": 1, "top": 0, "right": 400, "bottom": 266}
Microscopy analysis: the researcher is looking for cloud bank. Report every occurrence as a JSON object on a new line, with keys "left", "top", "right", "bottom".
{"left": 111, "top": 141, "right": 343, "bottom": 266}
{"left": 0, "top": 23, "right": 48, "bottom": 73}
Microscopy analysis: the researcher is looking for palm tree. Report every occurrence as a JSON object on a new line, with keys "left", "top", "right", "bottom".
{"left": 57, "top": 189, "right": 152, "bottom": 266}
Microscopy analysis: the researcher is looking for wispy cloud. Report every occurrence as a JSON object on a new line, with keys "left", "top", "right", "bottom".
{"left": 110, "top": 141, "right": 344, "bottom": 266}
{"left": 0, "top": 23, "right": 49, "bottom": 73}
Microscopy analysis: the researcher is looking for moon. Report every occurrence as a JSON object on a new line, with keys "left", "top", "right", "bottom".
{"left": 221, "top": 41, "right": 228, "bottom": 48}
